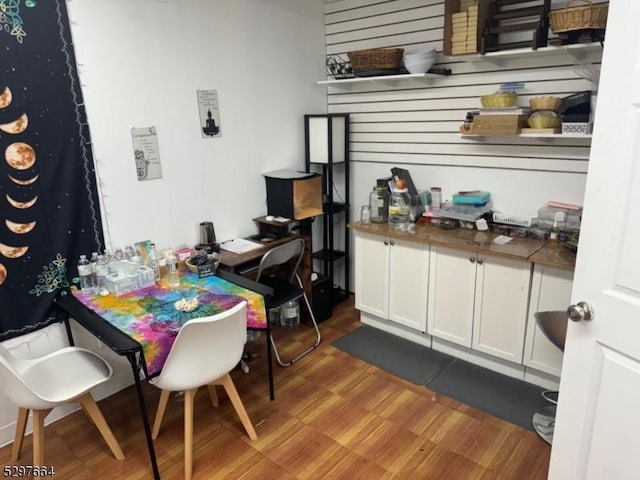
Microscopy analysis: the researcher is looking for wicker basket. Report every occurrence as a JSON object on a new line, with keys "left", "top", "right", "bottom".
{"left": 528, "top": 115, "right": 562, "bottom": 129}
{"left": 530, "top": 96, "right": 562, "bottom": 112}
{"left": 549, "top": 0, "right": 608, "bottom": 34}
{"left": 480, "top": 92, "right": 518, "bottom": 108}
{"left": 347, "top": 48, "right": 404, "bottom": 73}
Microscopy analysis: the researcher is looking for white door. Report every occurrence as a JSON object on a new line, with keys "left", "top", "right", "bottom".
{"left": 549, "top": 2, "right": 640, "bottom": 478}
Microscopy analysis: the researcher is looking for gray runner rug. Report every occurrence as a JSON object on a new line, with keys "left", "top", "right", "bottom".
{"left": 333, "top": 325, "right": 549, "bottom": 431}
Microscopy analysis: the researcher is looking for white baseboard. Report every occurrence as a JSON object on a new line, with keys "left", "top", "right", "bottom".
{"left": 360, "top": 312, "right": 432, "bottom": 348}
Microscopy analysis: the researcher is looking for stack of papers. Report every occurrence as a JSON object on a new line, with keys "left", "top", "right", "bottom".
{"left": 220, "top": 238, "right": 262, "bottom": 254}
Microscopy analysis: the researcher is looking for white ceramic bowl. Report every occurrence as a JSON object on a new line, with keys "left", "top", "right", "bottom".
{"left": 403, "top": 49, "right": 437, "bottom": 59}
{"left": 403, "top": 57, "right": 435, "bottom": 73}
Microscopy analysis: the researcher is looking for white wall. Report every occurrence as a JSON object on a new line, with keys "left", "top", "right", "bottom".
{"left": 67, "top": 0, "right": 328, "bottom": 252}
{"left": 0, "top": 0, "right": 327, "bottom": 448}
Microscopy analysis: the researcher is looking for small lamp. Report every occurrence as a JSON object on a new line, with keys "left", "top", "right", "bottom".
{"left": 304, "top": 114, "right": 349, "bottom": 165}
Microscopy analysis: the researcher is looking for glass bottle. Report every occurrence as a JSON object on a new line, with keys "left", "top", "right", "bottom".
{"left": 77, "top": 255, "right": 93, "bottom": 291}
{"left": 369, "top": 182, "right": 389, "bottom": 223}
{"left": 166, "top": 249, "right": 180, "bottom": 289}
{"left": 389, "top": 186, "right": 411, "bottom": 231}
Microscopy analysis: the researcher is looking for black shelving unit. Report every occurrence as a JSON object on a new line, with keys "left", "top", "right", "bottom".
{"left": 304, "top": 113, "right": 350, "bottom": 305}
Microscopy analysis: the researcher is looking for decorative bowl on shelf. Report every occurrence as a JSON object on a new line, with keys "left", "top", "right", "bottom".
{"left": 530, "top": 96, "right": 562, "bottom": 112}
{"left": 528, "top": 110, "right": 562, "bottom": 128}
{"left": 480, "top": 92, "right": 518, "bottom": 108}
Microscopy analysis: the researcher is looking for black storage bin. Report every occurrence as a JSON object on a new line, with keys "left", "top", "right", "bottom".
{"left": 312, "top": 276, "right": 332, "bottom": 322}
{"left": 263, "top": 170, "right": 323, "bottom": 221}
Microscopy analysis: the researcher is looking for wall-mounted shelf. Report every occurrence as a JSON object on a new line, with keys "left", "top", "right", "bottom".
{"left": 460, "top": 133, "right": 592, "bottom": 141}
{"left": 449, "top": 42, "right": 603, "bottom": 66}
{"left": 317, "top": 72, "right": 443, "bottom": 89}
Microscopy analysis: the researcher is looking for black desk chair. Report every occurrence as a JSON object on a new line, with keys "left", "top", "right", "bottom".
{"left": 255, "top": 238, "right": 321, "bottom": 367}
{"left": 532, "top": 310, "right": 568, "bottom": 444}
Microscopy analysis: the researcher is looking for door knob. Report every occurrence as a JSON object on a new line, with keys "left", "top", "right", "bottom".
{"left": 567, "top": 301, "right": 594, "bottom": 322}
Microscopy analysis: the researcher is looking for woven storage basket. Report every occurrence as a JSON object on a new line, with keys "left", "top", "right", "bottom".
{"left": 549, "top": 0, "right": 608, "bottom": 33}
{"left": 347, "top": 48, "right": 404, "bottom": 73}
{"left": 480, "top": 92, "right": 518, "bottom": 108}
{"left": 530, "top": 96, "right": 562, "bottom": 112}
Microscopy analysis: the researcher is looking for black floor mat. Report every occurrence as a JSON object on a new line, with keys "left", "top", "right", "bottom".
{"left": 333, "top": 326, "right": 550, "bottom": 431}
{"left": 332, "top": 325, "right": 454, "bottom": 385}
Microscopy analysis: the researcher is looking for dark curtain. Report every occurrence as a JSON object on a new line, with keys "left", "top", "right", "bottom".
{"left": 0, "top": 0, "right": 104, "bottom": 340}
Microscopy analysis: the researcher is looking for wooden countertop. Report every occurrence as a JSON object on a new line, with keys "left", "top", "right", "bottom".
{"left": 348, "top": 221, "right": 576, "bottom": 270}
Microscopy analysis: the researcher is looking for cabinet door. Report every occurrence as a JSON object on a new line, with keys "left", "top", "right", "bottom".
{"left": 523, "top": 264, "right": 573, "bottom": 377}
{"left": 427, "top": 245, "right": 476, "bottom": 347}
{"left": 472, "top": 254, "right": 532, "bottom": 363}
{"left": 354, "top": 231, "right": 389, "bottom": 318}
{"left": 388, "top": 238, "right": 429, "bottom": 332}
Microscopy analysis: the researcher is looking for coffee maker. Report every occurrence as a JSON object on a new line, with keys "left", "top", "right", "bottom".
{"left": 195, "top": 221, "right": 220, "bottom": 253}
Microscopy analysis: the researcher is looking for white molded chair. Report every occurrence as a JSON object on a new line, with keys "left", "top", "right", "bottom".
{"left": 150, "top": 301, "right": 257, "bottom": 480}
{"left": 255, "top": 238, "right": 321, "bottom": 367}
{"left": 0, "top": 343, "right": 125, "bottom": 465}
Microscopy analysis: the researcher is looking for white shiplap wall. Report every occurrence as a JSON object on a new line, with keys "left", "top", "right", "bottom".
{"left": 323, "top": 0, "right": 600, "bottom": 289}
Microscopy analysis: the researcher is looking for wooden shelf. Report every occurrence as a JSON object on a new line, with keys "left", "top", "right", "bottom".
{"left": 460, "top": 133, "right": 592, "bottom": 140}
{"left": 317, "top": 72, "right": 443, "bottom": 88}
{"left": 448, "top": 42, "right": 603, "bottom": 66}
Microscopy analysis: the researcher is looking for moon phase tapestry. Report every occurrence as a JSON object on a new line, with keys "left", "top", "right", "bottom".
{"left": 0, "top": 0, "right": 104, "bottom": 340}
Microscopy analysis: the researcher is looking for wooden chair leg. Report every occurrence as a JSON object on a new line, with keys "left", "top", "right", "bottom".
{"left": 31, "top": 410, "right": 50, "bottom": 466}
{"left": 218, "top": 373, "right": 257, "bottom": 440}
{"left": 152, "top": 390, "right": 171, "bottom": 439}
{"left": 77, "top": 393, "right": 125, "bottom": 460}
{"left": 207, "top": 384, "right": 219, "bottom": 408}
{"left": 183, "top": 388, "right": 198, "bottom": 480}
{"left": 11, "top": 407, "right": 29, "bottom": 461}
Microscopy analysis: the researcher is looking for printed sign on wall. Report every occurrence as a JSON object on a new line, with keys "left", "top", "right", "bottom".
{"left": 131, "top": 126, "right": 163, "bottom": 181}
{"left": 197, "top": 89, "right": 222, "bottom": 138}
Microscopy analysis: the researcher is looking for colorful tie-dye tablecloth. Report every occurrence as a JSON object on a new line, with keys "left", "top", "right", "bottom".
{"left": 73, "top": 269, "right": 267, "bottom": 377}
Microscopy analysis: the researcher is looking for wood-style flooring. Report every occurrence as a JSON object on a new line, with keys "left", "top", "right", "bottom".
{"left": 0, "top": 297, "right": 551, "bottom": 479}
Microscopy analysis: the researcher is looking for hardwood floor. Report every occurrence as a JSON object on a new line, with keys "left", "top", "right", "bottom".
{"left": 0, "top": 297, "right": 551, "bottom": 479}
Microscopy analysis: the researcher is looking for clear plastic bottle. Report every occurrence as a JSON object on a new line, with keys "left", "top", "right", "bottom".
{"left": 388, "top": 186, "right": 411, "bottom": 231}
{"left": 77, "top": 255, "right": 93, "bottom": 291}
{"left": 280, "top": 299, "right": 300, "bottom": 328}
{"left": 89, "top": 251, "right": 99, "bottom": 289}
{"left": 149, "top": 243, "right": 161, "bottom": 283}
{"left": 166, "top": 249, "right": 180, "bottom": 289}
{"left": 94, "top": 254, "right": 109, "bottom": 291}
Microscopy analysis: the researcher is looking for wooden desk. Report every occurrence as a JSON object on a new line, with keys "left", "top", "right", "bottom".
{"left": 218, "top": 233, "right": 313, "bottom": 305}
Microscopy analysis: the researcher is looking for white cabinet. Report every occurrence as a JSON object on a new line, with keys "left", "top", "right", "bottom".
{"left": 354, "top": 231, "right": 429, "bottom": 332}
{"left": 523, "top": 264, "right": 574, "bottom": 377}
{"left": 428, "top": 245, "right": 532, "bottom": 363}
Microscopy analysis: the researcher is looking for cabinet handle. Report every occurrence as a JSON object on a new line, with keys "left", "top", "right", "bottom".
{"left": 469, "top": 256, "right": 476, "bottom": 263}
{"left": 390, "top": 240, "right": 395, "bottom": 246}
{"left": 477, "top": 257, "right": 484, "bottom": 265}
